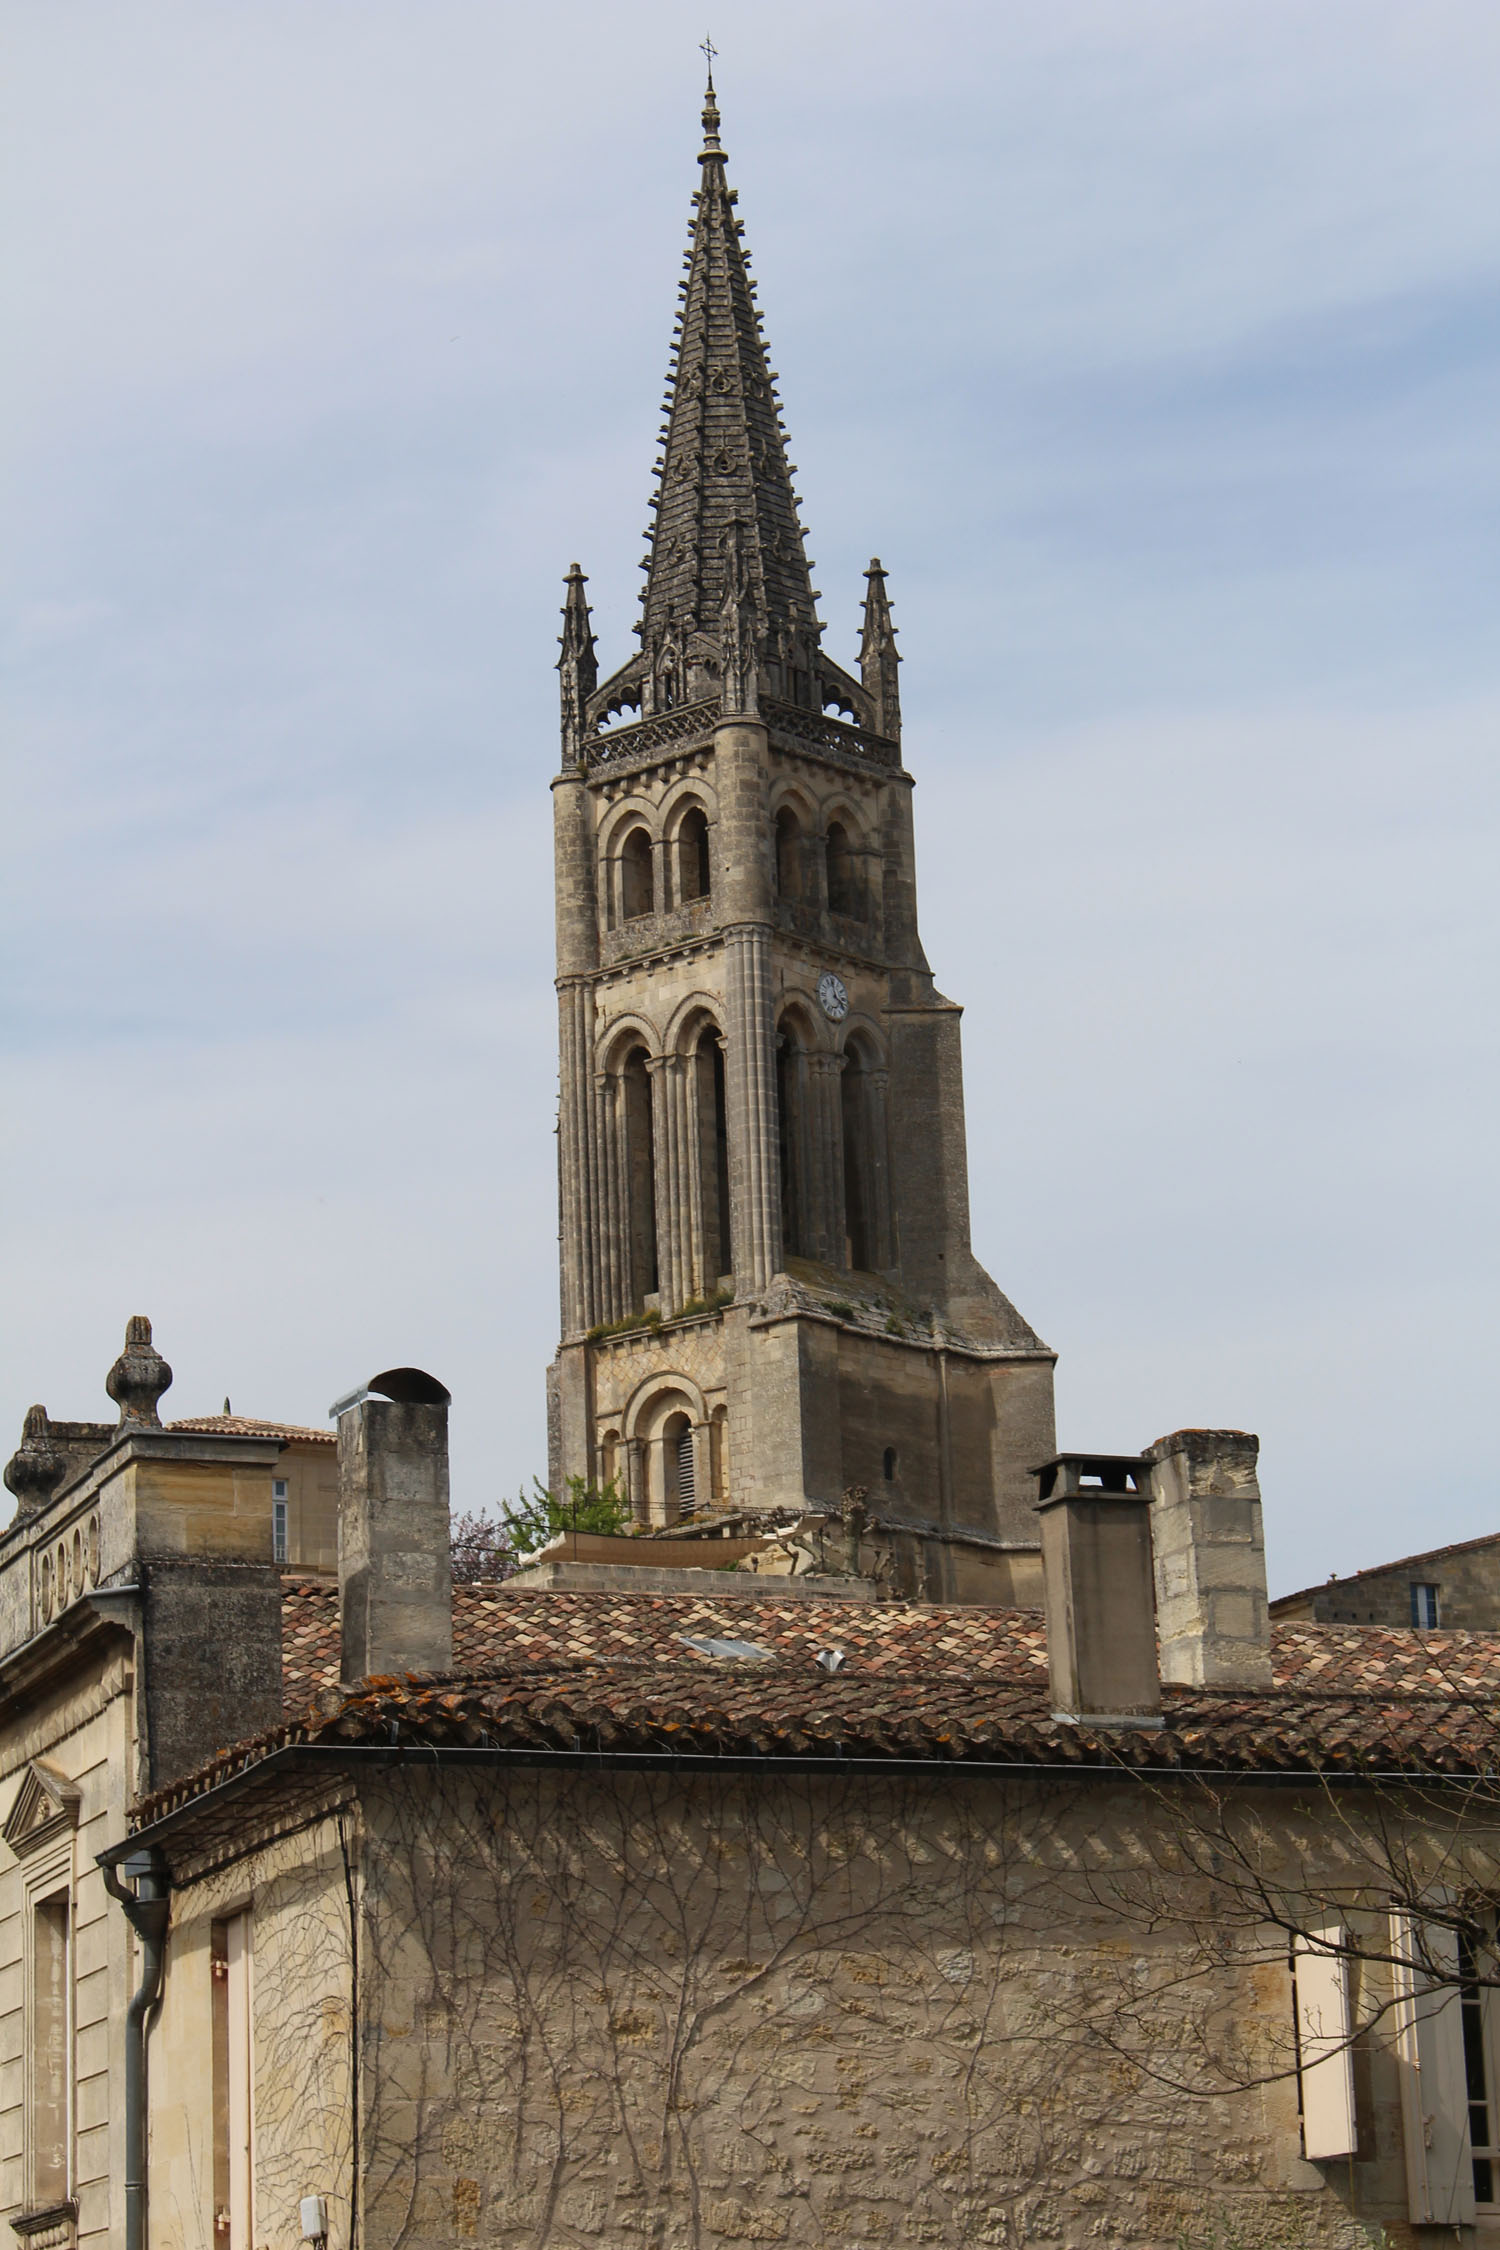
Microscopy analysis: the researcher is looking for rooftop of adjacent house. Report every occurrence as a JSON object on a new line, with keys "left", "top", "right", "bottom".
{"left": 1270, "top": 1529, "right": 1500, "bottom": 1615}
{"left": 167, "top": 1415, "right": 335, "bottom": 1444}
{"left": 127, "top": 1583, "right": 1500, "bottom": 1836}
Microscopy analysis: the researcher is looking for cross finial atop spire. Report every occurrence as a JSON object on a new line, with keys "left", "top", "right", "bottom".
{"left": 700, "top": 36, "right": 722, "bottom": 154}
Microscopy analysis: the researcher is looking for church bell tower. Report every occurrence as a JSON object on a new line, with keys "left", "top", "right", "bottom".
{"left": 547, "top": 75, "right": 1055, "bottom": 1595}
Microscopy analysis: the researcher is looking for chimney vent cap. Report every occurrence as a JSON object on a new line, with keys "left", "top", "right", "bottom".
{"left": 328, "top": 1366, "right": 451, "bottom": 1420}
{"left": 368, "top": 1367, "right": 451, "bottom": 1407}
{"left": 1031, "top": 1453, "right": 1150, "bottom": 1504}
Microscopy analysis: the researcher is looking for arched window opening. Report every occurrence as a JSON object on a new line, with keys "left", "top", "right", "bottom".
{"left": 775, "top": 808, "right": 803, "bottom": 901}
{"left": 882, "top": 1446, "right": 897, "bottom": 1482}
{"left": 665, "top": 1411, "right": 695, "bottom": 1521}
{"left": 826, "top": 822, "right": 859, "bottom": 918}
{"left": 677, "top": 805, "right": 711, "bottom": 905}
{"left": 842, "top": 1048, "right": 872, "bottom": 1272}
{"left": 621, "top": 1046, "right": 658, "bottom": 1305}
{"left": 694, "top": 1027, "right": 732, "bottom": 1284}
{"left": 620, "top": 827, "right": 654, "bottom": 921}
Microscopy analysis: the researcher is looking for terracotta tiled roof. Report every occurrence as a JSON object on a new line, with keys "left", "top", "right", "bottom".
{"left": 168, "top": 1416, "right": 334, "bottom": 1444}
{"left": 277, "top": 1580, "right": 1053, "bottom": 1705}
{"left": 137, "top": 1592, "right": 1500, "bottom": 1834}
{"left": 280, "top": 1579, "right": 1500, "bottom": 1708}
{"left": 128, "top": 1588, "right": 1500, "bottom": 1834}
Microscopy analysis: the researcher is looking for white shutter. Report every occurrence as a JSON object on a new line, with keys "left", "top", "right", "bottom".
{"left": 1391, "top": 1908, "right": 1476, "bottom": 2225}
{"left": 226, "top": 1913, "right": 256, "bottom": 2250}
{"left": 1295, "top": 1924, "right": 1357, "bottom": 2158}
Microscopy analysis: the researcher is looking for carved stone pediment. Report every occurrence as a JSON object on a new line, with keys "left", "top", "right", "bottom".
{"left": 2, "top": 1759, "right": 82, "bottom": 1859}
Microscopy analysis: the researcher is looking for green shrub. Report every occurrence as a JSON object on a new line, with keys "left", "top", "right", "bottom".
{"left": 502, "top": 1474, "right": 631, "bottom": 1557}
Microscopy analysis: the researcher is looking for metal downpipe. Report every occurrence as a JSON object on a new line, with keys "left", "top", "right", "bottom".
{"left": 100, "top": 1849, "right": 170, "bottom": 2250}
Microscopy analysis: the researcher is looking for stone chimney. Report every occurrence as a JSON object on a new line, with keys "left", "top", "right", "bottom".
{"left": 1144, "top": 1428, "right": 1271, "bottom": 1690}
{"left": 336, "top": 1367, "right": 453, "bottom": 1685}
{"left": 1034, "top": 1455, "right": 1162, "bottom": 1726}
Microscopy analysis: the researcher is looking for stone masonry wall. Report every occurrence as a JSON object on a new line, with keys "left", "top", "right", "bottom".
{"left": 1273, "top": 1538, "right": 1500, "bottom": 1630}
{"left": 301, "top": 1766, "right": 1416, "bottom": 2250}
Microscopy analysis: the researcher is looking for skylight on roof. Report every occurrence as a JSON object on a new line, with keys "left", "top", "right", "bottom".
{"left": 678, "top": 1635, "right": 774, "bottom": 1663}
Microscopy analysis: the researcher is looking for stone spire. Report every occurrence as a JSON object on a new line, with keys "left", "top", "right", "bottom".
{"left": 859, "top": 559, "right": 901, "bottom": 744}
{"left": 557, "top": 563, "right": 598, "bottom": 766}
{"left": 105, "top": 1314, "right": 173, "bottom": 1428}
{"left": 635, "top": 73, "right": 822, "bottom": 716}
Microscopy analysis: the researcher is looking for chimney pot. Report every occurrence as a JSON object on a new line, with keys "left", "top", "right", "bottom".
{"left": 1034, "top": 1456, "right": 1162, "bottom": 1726}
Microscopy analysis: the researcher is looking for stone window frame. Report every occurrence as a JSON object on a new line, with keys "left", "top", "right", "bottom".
{"left": 6, "top": 1770, "right": 81, "bottom": 2243}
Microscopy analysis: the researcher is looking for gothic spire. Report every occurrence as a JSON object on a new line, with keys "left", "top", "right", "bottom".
{"left": 636, "top": 74, "right": 822, "bottom": 715}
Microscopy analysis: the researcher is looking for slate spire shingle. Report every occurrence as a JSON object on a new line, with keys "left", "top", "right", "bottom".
{"left": 635, "top": 74, "right": 823, "bottom": 716}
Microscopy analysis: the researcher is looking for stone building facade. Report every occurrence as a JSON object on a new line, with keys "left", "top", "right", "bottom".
{"left": 109, "top": 1428, "right": 1500, "bottom": 2250}
{"left": 547, "top": 76, "right": 1054, "bottom": 1594}
{"left": 1271, "top": 1531, "right": 1500, "bottom": 1630}
{"left": 0, "top": 1321, "right": 335, "bottom": 2250}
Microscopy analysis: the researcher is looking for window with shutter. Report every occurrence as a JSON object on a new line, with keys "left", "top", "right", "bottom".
{"left": 1295, "top": 1924, "right": 1357, "bottom": 2158}
{"left": 1459, "top": 1932, "right": 1500, "bottom": 2207}
{"left": 1391, "top": 1909, "right": 1478, "bottom": 2225}
{"left": 212, "top": 1913, "right": 255, "bottom": 2248}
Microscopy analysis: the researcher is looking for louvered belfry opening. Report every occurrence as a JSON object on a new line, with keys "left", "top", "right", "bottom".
{"left": 637, "top": 75, "right": 822, "bottom": 718}
{"left": 668, "top": 1416, "right": 696, "bottom": 1521}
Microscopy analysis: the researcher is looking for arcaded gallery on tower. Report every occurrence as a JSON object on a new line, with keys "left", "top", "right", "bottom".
{"left": 547, "top": 76, "right": 1054, "bottom": 1601}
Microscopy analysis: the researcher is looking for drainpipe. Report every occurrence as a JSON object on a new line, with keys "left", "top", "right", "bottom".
{"left": 100, "top": 1848, "right": 171, "bottom": 2250}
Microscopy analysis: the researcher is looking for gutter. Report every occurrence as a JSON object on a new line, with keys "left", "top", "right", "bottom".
{"left": 98, "top": 1850, "right": 170, "bottom": 2250}
{"left": 101, "top": 1740, "right": 1492, "bottom": 1866}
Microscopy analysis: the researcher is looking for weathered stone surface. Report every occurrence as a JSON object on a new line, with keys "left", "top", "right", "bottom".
{"left": 337, "top": 1396, "right": 453, "bottom": 1682}
{"left": 547, "top": 80, "right": 1055, "bottom": 1591}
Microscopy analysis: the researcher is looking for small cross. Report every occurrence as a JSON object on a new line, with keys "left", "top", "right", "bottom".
{"left": 700, "top": 33, "right": 717, "bottom": 85}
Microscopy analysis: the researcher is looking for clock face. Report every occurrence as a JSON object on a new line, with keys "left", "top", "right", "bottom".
{"left": 817, "top": 971, "right": 849, "bottom": 1022}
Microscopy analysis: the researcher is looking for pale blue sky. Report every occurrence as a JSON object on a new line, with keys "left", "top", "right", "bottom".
{"left": 4, "top": 1, "right": 1497, "bottom": 1592}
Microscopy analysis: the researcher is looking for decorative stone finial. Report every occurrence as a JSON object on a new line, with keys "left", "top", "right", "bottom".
{"left": 105, "top": 1315, "right": 173, "bottom": 1428}
{"left": 4, "top": 1405, "right": 66, "bottom": 1520}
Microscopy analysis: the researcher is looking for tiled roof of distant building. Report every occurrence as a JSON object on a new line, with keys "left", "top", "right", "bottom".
{"left": 168, "top": 1416, "right": 335, "bottom": 1444}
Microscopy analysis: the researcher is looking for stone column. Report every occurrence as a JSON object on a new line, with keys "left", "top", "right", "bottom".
{"left": 723, "top": 926, "right": 781, "bottom": 1289}
{"left": 648, "top": 1055, "right": 685, "bottom": 1315}
{"left": 711, "top": 714, "right": 780, "bottom": 1291}
{"left": 592, "top": 1071, "right": 625, "bottom": 1323}
{"left": 553, "top": 765, "right": 600, "bottom": 1337}
{"left": 624, "top": 1436, "right": 647, "bottom": 1527}
{"left": 691, "top": 1419, "right": 713, "bottom": 1516}
{"left": 556, "top": 983, "right": 598, "bottom": 1337}
{"left": 681, "top": 1052, "right": 708, "bottom": 1299}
